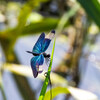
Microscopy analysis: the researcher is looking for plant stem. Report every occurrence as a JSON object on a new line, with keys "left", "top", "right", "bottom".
{"left": 0, "top": 69, "right": 6, "bottom": 100}
{"left": 38, "top": 38, "right": 56, "bottom": 100}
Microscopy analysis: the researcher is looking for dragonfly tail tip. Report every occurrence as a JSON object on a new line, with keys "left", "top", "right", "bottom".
{"left": 51, "top": 29, "right": 55, "bottom": 34}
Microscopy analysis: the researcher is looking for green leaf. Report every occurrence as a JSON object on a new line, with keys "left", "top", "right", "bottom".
{"left": 68, "top": 87, "right": 97, "bottom": 100}
{"left": 0, "top": 67, "right": 6, "bottom": 100}
{"left": 78, "top": 0, "right": 100, "bottom": 26}
{"left": 27, "top": 12, "right": 43, "bottom": 23}
{"left": 56, "top": 3, "right": 80, "bottom": 34}
{"left": 0, "top": 18, "right": 59, "bottom": 38}
{"left": 15, "top": 0, "right": 48, "bottom": 36}
{"left": 3, "top": 63, "right": 68, "bottom": 85}
{"left": 44, "top": 86, "right": 97, "bottom": 100}
{"left": 38, "top": 38, "right": 56, "bottom": 100}
{"left": 3, "top": 63, "right": 97, "bottom": 100}
{"left": 22, "top": 18, "right": 59, "bottom": 35}
{"left": 44, "top": 86, "right": 70, "bottom": 100}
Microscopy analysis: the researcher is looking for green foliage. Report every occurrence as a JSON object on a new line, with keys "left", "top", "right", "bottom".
{"left": 38, "top": 38, "right": 56, "bottom": 100}
{"left": 78, "top": 0, "right": 100, "bottom": 26}
{"left": 44, "top": 87, "right": 70, "bottom": 100}
{"left": 56, "top": 3, "right": 80, "bottom": 34}
{"left": 0, "top": 0, "right": 49, "bottom": 61}
{"left": 0, "top": 0, "right": 99, "bottom": 100}
{"left": 0, "top": 68, "right": 6, "bottom": 100}
{"left": 3, "top": 63, "right": 68, "bottom": 86}
{"left": 22, "top": 18, "right": 59, "bottom": 35}
{"left": 44, "top": 86, "right": 97, "bottom": 100}
{"left": 2, "top": 62, "right": 97, "bottom": 100}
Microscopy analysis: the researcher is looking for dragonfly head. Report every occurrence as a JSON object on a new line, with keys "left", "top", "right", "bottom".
{"left": 43, "top": 52, "right": 50, "bottom": 58}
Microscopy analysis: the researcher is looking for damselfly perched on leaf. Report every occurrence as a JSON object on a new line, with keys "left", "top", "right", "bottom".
{"left": 27, "top": 30, "right": 55, "bottom": 78}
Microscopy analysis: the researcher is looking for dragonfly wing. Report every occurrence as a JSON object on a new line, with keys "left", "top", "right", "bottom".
{"left": 42, "top": 30, "right": 55, "bottom": 52}
{"left": 42, "top": 39, "right": 51, "bottom": 52}
{"left": 45, "top": 57, "right": 50, "bottom": 66}
{"left": 31, "top": 54, "right": 44, "bottom": 78}
{"left": 32, "top": 33, "right": 45, "bottom": 54}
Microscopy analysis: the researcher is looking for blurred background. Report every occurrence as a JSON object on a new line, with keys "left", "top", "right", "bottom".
{"left": 0, "top": 0, "right": 100, "bottom": 100}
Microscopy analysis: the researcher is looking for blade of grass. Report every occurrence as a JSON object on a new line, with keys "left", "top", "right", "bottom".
{"left": 38, "top": 38, "right": 56, "bottom": 100}
{"left": 44, "top": 86, "right": 70, "bottom": 100}
{"left": 3, "top": 63, "right": 68, "bottom": 85}
{"left": 68, "top": 87, "right": 97, "bottom": 100}
{"left": 44, "top": 86, "right": 97, "bottom": 100}
{"left": 56, "top": 3, "right": 80, "bottom": 34}
{"left": 78, "top": 0, "right": 100, "bottom": 26}
{"left": 0, "top": 68, "right": 6, "bottom": 100}
{"left": 0, "top": 82, "right": 6, "bottom": 100}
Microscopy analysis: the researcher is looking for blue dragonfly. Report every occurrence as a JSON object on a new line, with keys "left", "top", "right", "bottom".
{"left": 27, "top": 30, "right": 55, "bottom": 78}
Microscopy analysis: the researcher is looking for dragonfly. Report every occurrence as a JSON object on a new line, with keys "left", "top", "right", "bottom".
{"left": 27, "top": 30, "right": 55, "bottom": 78}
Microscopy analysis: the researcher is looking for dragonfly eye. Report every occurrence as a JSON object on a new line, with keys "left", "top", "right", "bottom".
{"left": 43, "top": 53, "right": 50, "bottom": 58}
{"left": 47, "top": 54, "right": 50, "bottom": 58}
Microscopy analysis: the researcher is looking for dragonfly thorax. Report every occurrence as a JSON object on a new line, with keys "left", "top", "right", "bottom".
{"left": 27, "top": 51, "right": 50, "bottom": 58}
{"left": 33, "top": 52, "right": 50, "bottom": 58}
{"left": 43, "top": 52, "right": 50, "bottom": 58}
